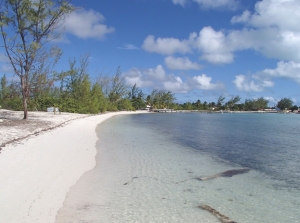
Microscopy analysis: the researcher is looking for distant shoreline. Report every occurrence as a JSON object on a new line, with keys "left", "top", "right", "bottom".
{"left": 150, "top": 109, "right": 285, "bottom": 114}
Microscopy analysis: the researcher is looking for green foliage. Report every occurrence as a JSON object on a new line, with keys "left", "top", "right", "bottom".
{"left": 0, "top": 79, "right": 23, "bottom": 110}
{"left": 244, "top": 97, "right": 269, "bottom": 111}
{"left": 226, "top": 95, "right": 241, "bottom": 110}
{"left": 182, "top": 102, "right": 193, "bottom": 110}
{"left": 4, "top": 96, "right": 23, "bottom": 110}
{"left": 0, "top": 74, "right": 8, "bottom": 106}
{"left": 255, "top": 97, "right": 269, "bottom": 110}
{"left": 290, "top": 105, "right": 298, "bottom": 111}
{"left": 3, "top": 52, "right": 290, "bottom": 115}
{"left": 244, "top": 99, "right": 254, "bottom": 111}
{"left": 30, "top": 96, "right": 58, "bottom": 111}
{"left": 0, "top": 0, "right": 75, "bottom": 118}
{"left": 175, "top": 96, "right": 270, "bottom": 111}
{"left": 108, "top": 66, "right": 128, "bottom": 104}
{"left": 193, "top": 99, "right": 203, "bottom": 110}
{"left": 117, "top": 98, "right": 134, "bottom": 111}
{"left": 106, "top": 102, "right": 118, "bottom": 112}
{"left": 148, "top": 89, "right": 176, "bottom": 109}
{"left": 56, "top": 57, "right": 108, "bottom": 114}
{"left": 202, "top": 101, "right": 208, "bottom": 110}
{"left": 90, "top": 82, "right": 108, "bottom": 113}
{"left": 128, "top": 84, "right": 145, "bottom": 110}
{"left": 217, "top": 95, "right": 225, "bottom": 110}
{"left": 277, "top": 98, "right": 293, "bottom": 110}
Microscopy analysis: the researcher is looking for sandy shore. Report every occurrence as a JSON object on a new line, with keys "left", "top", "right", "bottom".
{"left": 0, "top": 110, "right": 147, "bottom": 223}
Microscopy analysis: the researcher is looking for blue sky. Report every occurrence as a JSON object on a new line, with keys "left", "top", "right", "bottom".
{"left": 1, "top": 0, "right": 300, "bottom": 106}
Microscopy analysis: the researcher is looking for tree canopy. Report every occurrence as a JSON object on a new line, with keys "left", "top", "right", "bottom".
{"left": 277, "top": 98, "right": 293, "bottom": 110}
{"left": 0, "top": 0, "right": 74, "bottom": 119}
{"left": 147, "top": 89, "right": 176, "bottom": 109}
{"left": 244, "top": 97, "right": 269, "bottom": 111}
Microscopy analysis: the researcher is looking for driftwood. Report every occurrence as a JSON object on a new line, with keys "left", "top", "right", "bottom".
{"left": 199, "top": 205, "right": 237, "bottom": 223}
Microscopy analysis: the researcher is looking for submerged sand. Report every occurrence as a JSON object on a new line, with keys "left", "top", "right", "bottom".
{"left": 0, "top": 110, "right": 147, "bottom": 223}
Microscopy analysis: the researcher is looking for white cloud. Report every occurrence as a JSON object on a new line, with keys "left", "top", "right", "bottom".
{"left": 258, "top": 61, "right": 300, "bottom": 83}
{"left": 142, "top": 27, "right": 234, "bottom": 64}
{"left": 64, "top": 9, "right": 115, "bottom": 39}
{"left": 192, "top": 74, "right": 224, "bottom": 90}
{"left": 163, "top": 76, "right": 190, "bottom": 93}
{"left": 143, "top": 21, "right": 300, "bottom": 65}
{"left": 0, "top": 54, "right": 9, "bottom": 62}
{"left": 234, "top": 60, "right": 300, "bottom": 92}
{"left": 232, "top": 0, "right": 300, "bottom": 32}
{"left": 163, "top": 0, "right": 300, "bottom": 65}
{"left": 264, "top": 96, "right": 278, "bottom": 106}
{"left": 0, "top": 53, "right": 13, "bottom": 73}
{"left": 228, "top": 28, "right": 300, "bottom": 61}
{"left": 118, "top": 44, "right": 139, "bottom": 50}
{"left": 194, "top": 24, "right": 300, "bottom": 64}
{"left": 123, "top": 66, "right": 224, "bottom": 93}
{"left": 172, "top": 0, "right": 188, "bottom": 6}
{"left": 231, "top": 10, "right": 251, "bottom": 23}
{"left": 172, "top": 0, "right": 239, "bottom": 9}
{"left": 0, "top": 64, "right": 13, "bottom": 73}
{"left": 229, "top": 0, "right": 300, "bottom": 61}
{"left": 193, "top": 27, "right": 234, "bottom": 64}
{"left": 144, "top": 65, "right": 166, "bottom": 81}
{"left": 142, "top": 35, "right": 191, "bottom": 55}
{"left": 164, "top": 56, "right": 202, "bottom": 70}
{"left": 233, "top": 75, "right": 274, "bottom": 92}
{"left": 123, "top": 65, "right": 167, "bottom": 88}
{"left": 123, "top": 68, "right": 153, "bottom": 88}
{"left": 193, "top": 0, "right": 239, "bottom": 10}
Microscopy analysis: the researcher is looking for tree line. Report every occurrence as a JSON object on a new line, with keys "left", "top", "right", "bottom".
{"left": 173, "top": 96, "right": 298, "bottom": 112}
{"left": 0, "top": 55, "right": 177, "bottom": 113}
{"left": 0, "top": 63, "right": 298, "bottom": 114}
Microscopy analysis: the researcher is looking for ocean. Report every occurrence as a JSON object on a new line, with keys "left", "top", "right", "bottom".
{"left": 56, "top": 112, "right": 300, "bottom": 223}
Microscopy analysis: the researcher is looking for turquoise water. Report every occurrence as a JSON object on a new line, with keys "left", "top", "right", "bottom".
{"left": 56, "top": 113, "right": 300, "bottom": 223}
{"left": 133, "top": 113, "right": 300, "bottom": 190}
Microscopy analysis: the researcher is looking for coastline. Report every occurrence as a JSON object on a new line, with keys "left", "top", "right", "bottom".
{"left": 0, "top": 110, "right": 147, "bottom": 223}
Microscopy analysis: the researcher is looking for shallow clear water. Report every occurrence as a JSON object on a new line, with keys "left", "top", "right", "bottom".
{"left": 56, "top": 113, "right": 300, "bottom": 223}
{"left": 136, "top": 113, "right": 300, "bottom": 190}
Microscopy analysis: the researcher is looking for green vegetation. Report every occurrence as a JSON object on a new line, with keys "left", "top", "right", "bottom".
{"left": 0, "top": 0, "right": 75, "bottom": 119}
{"left": 276, "top": 98, "right": 293, "bottom": 111}
{"left": 128, "top": 84, "right": 146, "bottom": 110}
{"left": 173, "top": 97, "right": 298, "bottom": 112}
{"left": 147, "top": 89, "right": 176, "bottom": 109}
{"left": 0, "top": 65, "right": 299, "bottom": 113}
{"left": 0, "top": 51, "right": 297, "bottom": 113}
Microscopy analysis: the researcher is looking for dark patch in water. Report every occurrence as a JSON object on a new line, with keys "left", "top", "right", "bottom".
{"left": 183, "top": 189, "right": 194, "bottom": 193}
{"left": 200, "top": 168, "right": 250, "bottom": 181}
{"left": 176, "top": 168, "right": 250, "bottom": 184}
{"left": 123, "top": 177, "right": 139, "bottom": 185}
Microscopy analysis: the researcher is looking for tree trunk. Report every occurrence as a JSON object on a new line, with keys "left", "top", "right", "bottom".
{"left": 22, "top": 95, "right": 28, "bottom": 119}
{"left": 21, "top": 76, "right": 28, "bottom": 120}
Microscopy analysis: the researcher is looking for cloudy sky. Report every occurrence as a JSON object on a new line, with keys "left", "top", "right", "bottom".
{"left": 1, "top": 0, "right": 300, "bottom": 105}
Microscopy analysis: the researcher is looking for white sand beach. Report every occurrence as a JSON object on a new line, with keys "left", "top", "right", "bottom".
{"left": 0, "top": 110, "right": 147, "bottom": 223}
